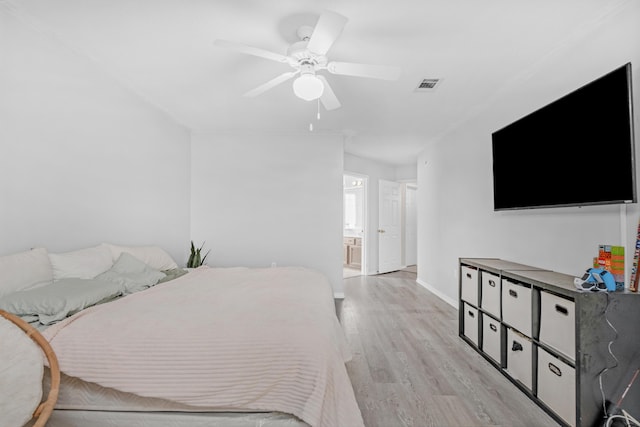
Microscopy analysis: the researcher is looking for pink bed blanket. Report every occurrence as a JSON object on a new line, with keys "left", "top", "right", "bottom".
{"left": 42, "top": 266, "right": 364, "bottom": 427}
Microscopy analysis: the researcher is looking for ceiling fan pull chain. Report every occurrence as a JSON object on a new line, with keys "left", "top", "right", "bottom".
{"left": 317, "top": 98, "right": 321, "bottom": 120}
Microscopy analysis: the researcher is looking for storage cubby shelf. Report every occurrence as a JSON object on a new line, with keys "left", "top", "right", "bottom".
{"left": 459, "top": 258, "right": 640, "bottom": 427}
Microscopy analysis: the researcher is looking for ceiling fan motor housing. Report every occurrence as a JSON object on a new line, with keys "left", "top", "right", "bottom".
{"left": 287, "top": 40, "right": 327, "bottom": 68}
{"left": 296, "top": 25, "right": 314, "bottom": 41}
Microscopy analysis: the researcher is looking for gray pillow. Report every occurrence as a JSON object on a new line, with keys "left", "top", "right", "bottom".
{"left": 96, "top": 252, "right": 165, "bottom": 294}
{"left": 0, "top": 278, "right": 123, "bottom": 325}
{"left": 158, "top": 268, "right": 188, "bottom": 284}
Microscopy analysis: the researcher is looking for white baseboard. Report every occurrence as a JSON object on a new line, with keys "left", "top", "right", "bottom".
{"left": 416, "top": 278, "right": 459, "bottom": 309}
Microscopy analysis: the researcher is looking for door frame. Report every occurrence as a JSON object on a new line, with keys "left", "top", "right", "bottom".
{"left": 343, "top": 172, "right": 368, "bottom": 276}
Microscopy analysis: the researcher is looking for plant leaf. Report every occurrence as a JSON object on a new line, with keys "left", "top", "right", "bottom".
{"left": 201, "top": 250, "right": 211, "bottom": 265}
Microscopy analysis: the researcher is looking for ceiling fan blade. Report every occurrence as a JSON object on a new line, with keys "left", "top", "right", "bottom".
{"left": 243, "top": 71, "right": 299, "bottom": 98}
{"left": 317, "top": 75, "right": 341, "bottom": 111}
{"left": 306, "top": 10, "right": 348, "bottom": 55}
{"left": 213, "top": 39, "right": 290, "bottom": 64}
{"left": 327, "top": 61, "right": 401, "bottom": 81}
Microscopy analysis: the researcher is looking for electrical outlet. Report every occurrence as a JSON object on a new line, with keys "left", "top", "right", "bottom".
{"left": 271, "top": 262, "right": 277, "bottom": 268}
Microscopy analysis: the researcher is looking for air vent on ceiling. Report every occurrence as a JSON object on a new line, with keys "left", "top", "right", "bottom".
{"left": 414, "top": 78, "right": 442, "bottom": 92}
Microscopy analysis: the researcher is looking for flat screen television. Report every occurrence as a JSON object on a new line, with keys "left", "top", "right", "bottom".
{"left": 491, "top": 62, "right": 636, "bottom": 211}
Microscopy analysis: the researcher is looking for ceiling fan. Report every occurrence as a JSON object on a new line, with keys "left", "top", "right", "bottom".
{"left": 213, "top": 10, "right": 401, "bottom": 111}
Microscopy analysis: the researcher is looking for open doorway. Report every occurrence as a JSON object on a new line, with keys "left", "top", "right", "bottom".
{"left": 343, "top": 173, "right": 367, "bottom": 278}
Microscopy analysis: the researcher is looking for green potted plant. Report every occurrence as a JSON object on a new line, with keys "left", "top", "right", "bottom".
{"left": 187, "top": 241, "right": 210, "bottom": 268}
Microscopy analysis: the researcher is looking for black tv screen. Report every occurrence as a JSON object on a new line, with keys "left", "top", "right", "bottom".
{"left": 492, "top": 63, "right": 636, "bottom": 211}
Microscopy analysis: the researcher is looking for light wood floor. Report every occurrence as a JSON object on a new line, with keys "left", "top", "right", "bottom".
{"left": 338, "top": 270, "right": 559, "bottom": 427}
{"left": 344, "top": 266, "right": 362, "bottom": 278}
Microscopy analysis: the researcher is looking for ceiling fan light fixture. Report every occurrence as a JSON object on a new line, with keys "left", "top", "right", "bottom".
{"left": 293, "top": 74, "right": 324, "bottom": 101}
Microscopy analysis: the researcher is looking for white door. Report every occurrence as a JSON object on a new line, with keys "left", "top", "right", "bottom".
{"left": 378, "top": 179, "right": 402, "bottom": 273}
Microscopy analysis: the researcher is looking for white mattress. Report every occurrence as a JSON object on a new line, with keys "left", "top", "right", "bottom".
{"left": 43, "top": 370, "right": 309, "bottom": 427}
{"left": 46, "top": 410, "right": 309, "bottom": 427}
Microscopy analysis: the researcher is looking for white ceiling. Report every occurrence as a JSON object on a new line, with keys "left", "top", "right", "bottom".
{"left": 4, "top": 0, "right": 633, "bottom": 165}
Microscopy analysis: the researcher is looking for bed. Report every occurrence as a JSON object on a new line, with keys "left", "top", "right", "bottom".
{"left": 0, "top": 244, "right": 364, "bottom": 427}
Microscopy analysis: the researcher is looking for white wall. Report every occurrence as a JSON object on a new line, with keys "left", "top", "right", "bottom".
{"left": 0, "top": 9, "right": 191, "bottom": 263}
{"left": 395, "top": 164, "right": 417, "bottom": 182}
{"left": 416, "top": 3, "right": 640, "bottom": 307}
{"left": 191, "top": 132, "right": 344, "bottom": 295}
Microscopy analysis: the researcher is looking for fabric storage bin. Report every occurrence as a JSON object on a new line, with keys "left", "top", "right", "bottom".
{"left": 481, "top": 271, "right": 500, "bottom": 318}
{"left": 539, "top": 291, "right": 575, "bottom": 361}
{"left": 481, "top": 313, "right": 501, "bottom": 364}
{"left": 463, "top": 303, "right": 479, "bottom": 346}
{"left": 501, "top": 279, "right": 531, "bottom": 336}
{"left": 460, "top": 266, "right": 478, "bottom": 306}
{"left": 506, "top": 327, "right": 532, "bottom": 391}
{"left": 537, "top": 347, "right": 576, "bottom": 426}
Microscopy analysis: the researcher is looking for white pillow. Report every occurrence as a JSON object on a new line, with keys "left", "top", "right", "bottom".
{"left": 0, "top": 248, "right": 54, "bottom": 298}
{"left": 103, "top": 243, "right": 178, "bottom": 271}
{"left": 48, "top": 244, "right": 114, "bottom": 281}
